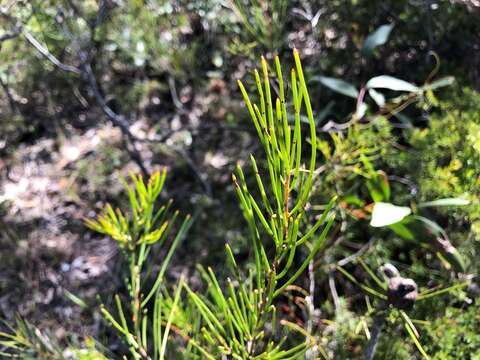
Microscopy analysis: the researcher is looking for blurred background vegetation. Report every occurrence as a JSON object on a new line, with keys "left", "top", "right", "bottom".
{"left": 0, "top": 0, "right": 479, "bottom": 358}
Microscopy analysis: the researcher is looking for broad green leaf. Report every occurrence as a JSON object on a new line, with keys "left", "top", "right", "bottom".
{"left": 370, "top": 202, "right": 411, "bottom": 227}
{"left": 312, "top": 76, "right": 359, "bottom": 98}
{"left": 342, "top": 195, "right": 365, "bottom": 207}
{"left": 362, "top": 24, "right": 394, "bottom": 57}
{"left": 440, "top": 249, "right": 466, "bottom": 273}
{"left": 366, "top": 171, "right": 390, "bottom": 202}
{"left": 412, "top": 215, "right": 447, "bottom": 238}
{"left": 412, "top": 216, "right": 465, "bottom": 272}
{"left": 418, "top": 198, "right": 470, "bottom": 208}
{"left": 366, "top": 75, "right": 418, "bottom": 92}
{"left": 389, "top": 222, "right": 415, "bottom": 240}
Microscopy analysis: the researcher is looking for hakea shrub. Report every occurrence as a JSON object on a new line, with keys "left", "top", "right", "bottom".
{"left": 0, "top": 50, "right": 335, "bottom": 359}
{"left": 180, "top": 50, "right": 336, "bottom": 358}
{"left": 83, "top": 49, "right": 336, "bottom": 359}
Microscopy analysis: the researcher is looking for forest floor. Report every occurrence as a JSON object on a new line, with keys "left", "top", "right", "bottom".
{"left": 0, "top": 124, "right": 124, "bottom": 339}
{"left": 0, "top": 76, "right": 254, "bottom": 341}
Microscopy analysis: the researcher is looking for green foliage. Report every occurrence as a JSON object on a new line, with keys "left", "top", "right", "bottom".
{"left": 1, "top": 1, "right": 479, "bottom": 359}
{"left": 0, "top": 318, "right": 65, "bottom": 359}
{"left": 314, "top": 97, "right": 468, "bottom": 273}
{"left": 404, "top": 87, "right": 480, "bottom": 238}
{"left": 337, "top": 260, "right": 469, "bottom": 359}
{"left": 230, "top": 0, "right": 287, "bottom": 52}
{"left": 0, "top": 318, "right": 106, "bottom": 359}
{"left": 86, "top": 169, "right": 192, "bottom": 359}
{"left": 425, "top": 305, "right": 480, "bottom": 359}
{"left": 181, "top": 50, "right": 336, "bottom": 359}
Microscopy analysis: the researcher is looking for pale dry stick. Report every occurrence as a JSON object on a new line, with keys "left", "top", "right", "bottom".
{"left": 23, "top": 32, "right": 81, "bottom": 74}
{"left": 305, "top": 260, "right": 317, "bottom": 359}
{"left": 0, "top": 76, "right": 17, "bottom": 113}
{"left": 168, "top": 76, "right": 188, "bottom": 115}
{"left": 328, "top": 269, "right": 340, "bottom": 312}
{"left": 337, "top": 239, "right": 375, "bottom": 267}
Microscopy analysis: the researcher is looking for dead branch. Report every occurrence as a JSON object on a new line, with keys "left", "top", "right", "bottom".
{"left": 23, "top": 32, "right": 81, "bottom": 74}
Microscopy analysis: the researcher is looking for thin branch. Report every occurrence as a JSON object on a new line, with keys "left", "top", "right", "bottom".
{"left": 0, "top": 76, "right": 17, "bottom": 113}
{"left": 318, "top": 118, "right": 358, "bottom": 133}
{"left": 173, "top": 147, "right": 212, "bottom": 196}
{"left": 81, "top": 60, "right": 148, "bottom": 176}
{"left": 23, "top": 31, "right": 81, "bottom": 74}
{"left": 364, "top": 315, "right": 385, "bottom": 360}
{"left": 168, "top": 75, "right": 187, "bottom": 114}
{"left": 328, "top": 269, "right": 340, "bottom": 311}
{"left": 337, "top": 239, "right": 374, "bottom": 267}
{"left": 305, "top": 260, "right": 317, "bottom": 360}
{"left": 0, "top": 28, "right": 20, "bottom": 43}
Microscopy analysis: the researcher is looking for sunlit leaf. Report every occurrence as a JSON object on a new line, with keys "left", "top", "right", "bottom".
{"left": 370, "top": 202, "right": 411, "bottom": 227}
{"left": 366, "top": 75, "right": 418, "bottom": 92}
{"left": 368, "top": 88, "right": 385, "bottom": 107}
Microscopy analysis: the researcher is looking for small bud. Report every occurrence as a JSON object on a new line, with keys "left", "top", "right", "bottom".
{"left": 380, "top": 263, "right": 400, "bottom": 280}
{"left": 387, "top": 277, "right": 418, "bottom": 310}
